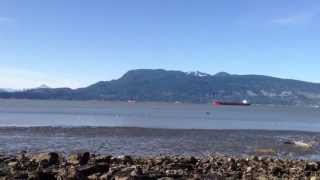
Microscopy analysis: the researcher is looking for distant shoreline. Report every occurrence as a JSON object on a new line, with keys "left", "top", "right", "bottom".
{"left": 0, "top": 98, "right": 318, "bottom": 108}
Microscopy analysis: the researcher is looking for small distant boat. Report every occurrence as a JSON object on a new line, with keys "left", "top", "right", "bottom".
{"left": 213, "top": 100, "right": 251, "bottom": 106}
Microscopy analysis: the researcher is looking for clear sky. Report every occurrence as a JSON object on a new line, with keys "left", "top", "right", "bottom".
{"left": 1, "top": 0, "right": 320, "bottom": 89}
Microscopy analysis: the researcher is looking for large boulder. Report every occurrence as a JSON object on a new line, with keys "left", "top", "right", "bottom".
{"left": 68, "top": 152, "right": 90, "bottom": 165}
{"left": 76, "top": 163, "right": 109, "bottom": 178}
{"left": 32, "top": 152, "right": 60, "bottom": 168}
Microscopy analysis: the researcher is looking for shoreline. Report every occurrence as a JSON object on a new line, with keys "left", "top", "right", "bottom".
{"left": 1, "top": 152, "right": 320, "bottom": 179}
{"left": 0, "top": 98, "right": 319, "bottom": 108}
{"left": 1, "top": 126, "right": 320, "bottom": 133}
{"left": 0, "top": 127, "right": 319, "bottom": 160}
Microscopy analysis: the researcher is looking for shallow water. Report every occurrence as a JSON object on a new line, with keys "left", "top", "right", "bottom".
{"left": 0, "top": 127, "right": 320, "bottom": 160}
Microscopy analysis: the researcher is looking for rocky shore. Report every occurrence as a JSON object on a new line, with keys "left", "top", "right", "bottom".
{"left": 1, "top": 152, "right": 320, "bottom": 179}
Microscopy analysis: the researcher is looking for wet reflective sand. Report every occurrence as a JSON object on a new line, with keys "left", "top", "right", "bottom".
{"left": 0, "top": 127, "right": 319, "bottom": 160}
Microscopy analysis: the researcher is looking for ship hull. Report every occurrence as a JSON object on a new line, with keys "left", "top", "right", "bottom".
{"left": 214, "top": 101, "right": 251, "bottom": 106}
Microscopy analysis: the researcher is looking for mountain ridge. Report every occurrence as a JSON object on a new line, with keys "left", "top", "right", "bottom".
{"left": 0, "top": 69, "right": 320, "bottom": 106}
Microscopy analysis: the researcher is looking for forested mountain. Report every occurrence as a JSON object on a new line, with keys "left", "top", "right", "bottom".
{"left": 1, "top": 69, "right": 320, "bottom": 105}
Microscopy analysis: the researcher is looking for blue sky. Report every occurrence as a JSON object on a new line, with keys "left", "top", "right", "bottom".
{"left": 1, "top": 0, "right": 320, "bottom": 89}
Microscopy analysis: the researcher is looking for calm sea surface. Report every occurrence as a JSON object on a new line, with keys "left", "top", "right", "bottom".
{"left": 1, "top": 99, "right": 320, "bottom": 159}
{"left": 0, "top": 99, "right": 319, "bottom": 131}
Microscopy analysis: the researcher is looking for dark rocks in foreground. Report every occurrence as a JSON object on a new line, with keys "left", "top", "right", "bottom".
{"left": 1, "top": 152, "right": 320, "bottom": 179}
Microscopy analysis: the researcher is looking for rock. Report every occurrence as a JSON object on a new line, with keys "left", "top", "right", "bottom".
{"left": 66, "top": 166, "right": 77, "bottom": 179}
{"left": 37, "top": 170, "right": 57, "bottom": 180}
{"left": 2, "top": 152, "right": 320, "bottom": 179}
{"left": 305, "top": 162, "right": 318, "bottom": 171}
{"left": 165, "top": 169, "right": 185, "bottom": 177}
{"left": 95, "top": 155, "right": 112, "bottom": 163}
{"left": 75, "top": 162, "right": 108, "bottom": 179}
{"left": 250, "top": 156, "right": 259, "bottom": 161}
{"left": 289, "top": 167, "right": 297, "bottom": 174}
{"left": 228, "top": 158, "right": 237, "bottom": 171}
{"left": 76, "top": 164, "right": 98, "bottom": 178}
{"left": 28, "top": 173, "right": 39, "bottom": 180}
{"left": 108, "top": 165, "right": 127, "bottom": 176}
{"left": 271, "top": 166, "right": 283, "bottom": 177}
{"left": 117, "top": 155, "right": 134, "bottom": 165}
{"left": 13, "top": 172, "right": 28, "bottom": 179}
{"left": 8, "top": 161, "right": 18, "bottom": 169}
{"left": 190, "top": 173, "right": 202, "bottom": 180}
{"left": 48, "top": 152, "right": 60, "bottom": 166}
{"left": 99, "top": 173, "right": 110, "bottom": 180}
{"left": 79, "top": 152, "right": 91, "bottom": 165}
{"left": 178, "top": 156, "right": 197, "bottom": 165}
{"left": 67, "top": 154, "right": 79, "bottom": 165}
{"left": 257, "top": 176, "right": 268, "bottom": 180}
{"left": 32, "top": 152, "right": 60, "bottom": 167}
{"left": 77, "top": 152, "right": 90, "bottom": 166}
{"left": 114, "top": 176, "right": 130, "bottom": 180}
{"left": 167, "top": 162, "right": 194, "bottom": 171}
{"left": 114, "top": 166, "right": 137, "bottom": 178}
{"left": 88, "top": 174, "right": 99, "bottom": 180}
{"left": 17, "top": 152, "right": 28, "bottom": 162}
{"left": 95, "top": 163, "right": 109, "bottom": 174}
{"left": 0, "top": 169, "right": 9, "bottom": 177}
{"left": 130, "top": 166, "right": 143, "bottom": 177}
{"left": 246, "top": 166, "right": 252, "bottom": 173}
{"left": 67, "top": 152, "right": 91, "bottom": 166}
{"left": 158, "top": 177, "right": 175, "bottom": 180}
{"left": 311, "top": 176, "right": 320, "bottom": 180}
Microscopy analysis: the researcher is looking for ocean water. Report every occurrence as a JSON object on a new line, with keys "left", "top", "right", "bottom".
{"left": 0, "top": 99, "right": 319, "bottom": 131}
{"left": 0, "top": 99, "right": 320, "bottom": 158}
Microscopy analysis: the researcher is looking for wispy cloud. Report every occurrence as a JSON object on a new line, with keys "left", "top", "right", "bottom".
{"left": 272, "top": 12, "right": 318, "bottom": 25}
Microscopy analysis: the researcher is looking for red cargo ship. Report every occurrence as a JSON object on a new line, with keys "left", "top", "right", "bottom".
{"left": 213, "top": 100, "right": 251, "bottom": 106}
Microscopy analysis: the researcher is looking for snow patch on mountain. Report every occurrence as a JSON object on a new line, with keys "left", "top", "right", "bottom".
{"left": 186, "top": 71, "right": 210, "bottom": 77}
